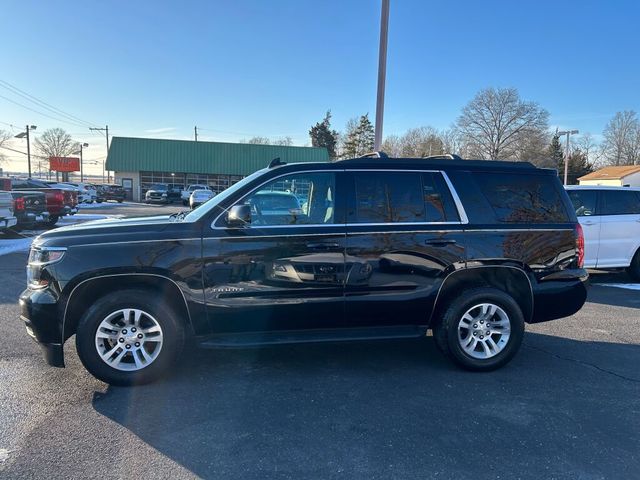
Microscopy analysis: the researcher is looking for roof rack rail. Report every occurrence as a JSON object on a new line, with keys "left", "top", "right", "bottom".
{"left": 423, "top": 153, "right": 463, "bottom": 161}
{"left": 268, "top": 157, "right": 286, "bottom": 168}
{"left": 359, "top": 151, "right": 389, "bottom": 159}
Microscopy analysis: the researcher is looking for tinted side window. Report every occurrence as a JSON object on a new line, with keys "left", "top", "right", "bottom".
{"left": 474, "top": 173, "right": 569, "bottom": 223}
{"left": 12, "top": 180, "right": 30, "bottom": 189}
{"left": 601, "top": 190, "right": 640, "bottom": 215}
{"left": 567, "top": 190, "right": 598, "bottom": 216}
{"left": 423, "top": 173, "right": 460, "bottom": 222}
{"left": 354, "top": 172, "right": 424, "bottom": 223}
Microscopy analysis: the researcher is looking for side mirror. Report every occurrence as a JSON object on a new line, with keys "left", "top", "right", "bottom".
{"left": 227, "top": 204, "right": 251, "bottom": 227}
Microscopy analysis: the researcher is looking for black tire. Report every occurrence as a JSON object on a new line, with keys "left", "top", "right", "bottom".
{"left": 182, "top": 200, "right": 188, "bottom": 206}
{"left": 96, "top": 200, "right": 103, "bottom": 203}
{"left": 75, "top": 289, "right": 185, "bottom": 385}
{"left": 627, "top": 249, "right": 640, "bottom": 281}
{"left": 433, "top": 287, "right": 525, "bottom": 371}
{"left": 117, "top": 199, "right": 123, "bottom": 203}
{"left": 45, "top": 215, "right": 59, "bottom": 227}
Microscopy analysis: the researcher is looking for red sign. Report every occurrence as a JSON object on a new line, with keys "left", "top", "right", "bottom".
{"left": 49, "top": 156, "right": 80, "bottom": 172}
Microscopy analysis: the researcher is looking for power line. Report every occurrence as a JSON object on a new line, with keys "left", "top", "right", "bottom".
{"left": 0, "top": 79, "right": 98, "bottom": 128}
{"left": 0, "top": 93, "right": 93, "bottom": 128}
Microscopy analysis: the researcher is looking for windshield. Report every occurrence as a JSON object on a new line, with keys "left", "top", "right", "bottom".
{"left": 149, "top": 184, "right": 168, "bottom": 191}
{"left": 183, "top": 168, "right": 267, "bottom": 222}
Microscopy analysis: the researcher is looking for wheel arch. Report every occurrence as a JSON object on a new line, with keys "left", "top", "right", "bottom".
{"left": 430, "top": 265, "right": 534, "bottom": 326}
{"left": 62, "top": 273, "right": 194, "bottom": 343}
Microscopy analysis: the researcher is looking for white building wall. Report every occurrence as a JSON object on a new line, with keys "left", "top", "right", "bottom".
{"left": 622, "top": 171, "right": 640, "bottom": 187}
{"left": 579, "top": 178, "right": 623, "bottom": 186}
{"left": 113, "top": 171, "right": 141, "bottom": 201}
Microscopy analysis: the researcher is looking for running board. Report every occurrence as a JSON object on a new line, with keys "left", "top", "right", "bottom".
{"left": 198, "top": 326, "right": 427, "bottom": 349}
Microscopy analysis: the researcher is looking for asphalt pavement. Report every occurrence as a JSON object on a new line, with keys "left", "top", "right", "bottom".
{"left": 0, "top": 204, "right": 639, "bottom": 479}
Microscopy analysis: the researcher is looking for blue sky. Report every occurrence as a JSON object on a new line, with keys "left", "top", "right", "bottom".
{"left": 1, "top": 0, "right": 639, "bottom": 173}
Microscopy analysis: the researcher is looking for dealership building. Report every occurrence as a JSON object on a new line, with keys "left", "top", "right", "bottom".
{"left": 105, "top": 137, "right": 329, "bottom": 202}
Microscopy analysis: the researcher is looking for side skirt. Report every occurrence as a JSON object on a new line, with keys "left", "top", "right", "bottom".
{"left": 198, "top": 326, "right": 428, "bottom": 349}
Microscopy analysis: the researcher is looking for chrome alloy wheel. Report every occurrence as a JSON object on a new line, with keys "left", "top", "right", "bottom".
{"left": 457, "top": 303, "right": 511, "bottom": 359}
{"left": 94, "top": 308, "right": 164, "bottom": 371}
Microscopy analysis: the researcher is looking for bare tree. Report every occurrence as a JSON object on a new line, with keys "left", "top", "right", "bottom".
{"left": 456, "top": 87, "right": 549, "bottom": 160}
{"left": 575, "top": 132, "right": 603, "bottom": 167}
{"left": 602, "top": 111, "right": 640, "bottom": 165}
{"left": 399, "top": 126, "right": 443, "bottom": 157}
{"left": 439, "top": 127, "right": 463, "bottom": 156}
{"left": 34, "top": 128, "right": 76, "bottom": 158}
{"left": 381, "top": 134, "right": 402, "bottom": 156}
{"left": 0, "top": 129, "right": 12, "bottom": 163}
{"left": 241, "top": 136, "right": 271, "bottom": 145}
{"left": 272, "top": 136, "right": 293, "bottom": 146}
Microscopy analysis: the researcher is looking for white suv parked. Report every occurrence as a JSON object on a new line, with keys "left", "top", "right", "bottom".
{"left": 565, "top": 186, "right": 640, "bottom": 279}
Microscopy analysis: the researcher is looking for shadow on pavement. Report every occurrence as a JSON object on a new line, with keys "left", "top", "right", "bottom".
{"left": 92, "top": 334, "right": 640, "bottom": 479}
{"left": 586, "top": 271, "right": 640, "bottom": 309}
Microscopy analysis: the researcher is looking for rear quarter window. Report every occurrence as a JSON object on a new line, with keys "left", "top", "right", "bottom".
{"left": 447, "top": 171, "right": 570, "bottom": 224}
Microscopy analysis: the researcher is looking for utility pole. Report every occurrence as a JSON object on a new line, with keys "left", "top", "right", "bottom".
{"left": 90, "top": 125, "right": 109, "bottom": 183}
{"left": 374, "top": 0, "right": 390, "bottom": 151}
{"left": 194, "top": 126, "right": 198, "bottom": 142}
{"left": 26, "top": 125, "right": 32, "bottom": 178}
{"left": 558, "top": 129, "right": 579, "bottom": 185}
{"left": 15, "top": 125, "right": 37, "bottom": 177}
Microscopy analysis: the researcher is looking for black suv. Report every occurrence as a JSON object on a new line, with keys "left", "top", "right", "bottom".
{"left": 19, "top": 155, "right": 588, "bottom": 385}
{"left": 96, "top": 184, "right": 126, "bottom": 203}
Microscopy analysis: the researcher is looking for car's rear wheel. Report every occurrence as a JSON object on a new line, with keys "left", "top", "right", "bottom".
{"left": 433, "top": 287, "right": 524, "bottom": 371}
{"left": 75, "top": 289, "right": 185, "bottom": 385}
{"left": 45, "top": 215, "right": 59, "bottom": 227}
{"left": 627, "top": 249, "right": 640, "bottom": 281}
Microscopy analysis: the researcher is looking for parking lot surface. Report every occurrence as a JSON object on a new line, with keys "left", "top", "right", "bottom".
{"left": 1, "top": 203, "right": 639, "bottom": 479}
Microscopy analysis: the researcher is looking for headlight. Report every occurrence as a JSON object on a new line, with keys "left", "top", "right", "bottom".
{"left": 161, "top": 193, "right": 167, "bottom": 197}
{"left": 27, "top": 246, "right": 66, "bottom": 289}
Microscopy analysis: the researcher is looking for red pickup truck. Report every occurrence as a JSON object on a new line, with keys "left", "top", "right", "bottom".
{"left": 0, "top": 177, "right": 78, "bottom": 226}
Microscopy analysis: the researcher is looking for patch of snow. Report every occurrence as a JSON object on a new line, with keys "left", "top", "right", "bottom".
{"left": 597, "top": 283, "right": 640, "bottom": 291}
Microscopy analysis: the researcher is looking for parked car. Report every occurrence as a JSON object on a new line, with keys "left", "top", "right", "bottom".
{"left": 182, "top": 184, "right": 211, "bottom": 205}
{"left": 45, "top": 181, "right": 93, "bottom": 204}
{"left": 565, "top": 185, "right": 640, "bottom": 279}
{"left": 96, "top": 184, "right": 126, "bottom": 203}
{"left": 20, "top": 154, "right": 588, "bottom": 385}
{"left": 145, "top": 183, "right": 182, "bottom": 204}
{"left": 0, "top": 191, "right": 17, "bottom": 231}
{"left": 5, "top": 178, "right": 77, "bottom": 226}
{"left": 8, "top": 191, "right": 49, "bottom": 230}
{"left": 62, "top": 182, "right": 97, "bottom": 203}
{"left": 189, "top": 189, "right": 215, "bottom": 209}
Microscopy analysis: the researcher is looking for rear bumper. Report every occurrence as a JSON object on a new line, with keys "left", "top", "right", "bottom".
{"left": 530, "top": 268, "right": 589, "bottom": 323}
{"left": 1, "top": 216, "right": 17, "bottom": 229}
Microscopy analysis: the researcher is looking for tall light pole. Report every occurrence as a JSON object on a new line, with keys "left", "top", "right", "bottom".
{"left": 89, "top": 125, "right": 109, "bottom": 183}
{"left": 374, "top": 0, "right": 390, "bottom": 151}
{"left": 14, "top": 125, "right": 37, "bottom": 177}
{"left": 76, "top": 142, "right": 89, "bottom": 182}
{"left": 558, "top": 129, "right": 579, "bottom": 185}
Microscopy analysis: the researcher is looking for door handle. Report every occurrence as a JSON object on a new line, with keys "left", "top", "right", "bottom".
{"left": 582, "top": 221, "right": 596, "bottom": 226}
{"left": 306, "top": 242, "right": 340, "bottom": 250}
{"left": 425, "top": 239, "right": 457, "bottom": 246}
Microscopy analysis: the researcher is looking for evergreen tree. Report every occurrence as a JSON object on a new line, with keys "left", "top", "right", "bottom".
{"left": 309, "top": 110, "right": 338, "bottom": 160}
{"left": 560, "top": 149, "right": 594, "bottom": 185}
{"left": 342, "top": 113, "right": 374, "bottom": 158}
{"left": 548, "top": 134, "right": 565, "bottom": 169}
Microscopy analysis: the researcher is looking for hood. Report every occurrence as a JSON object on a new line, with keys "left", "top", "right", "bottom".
{"left": 33, "top": 215, "right": 184, "bottom": 247}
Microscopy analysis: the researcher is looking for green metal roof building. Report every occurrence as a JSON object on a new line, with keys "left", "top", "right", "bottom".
{"left": 106, "top": 136, "right": 329, "bottom": 202}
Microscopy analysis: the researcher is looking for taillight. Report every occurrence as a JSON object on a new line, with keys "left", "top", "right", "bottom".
{"left": 575, "top": 223, "right": 585, "bottom": 268}
{"left": 14, "top": 197, "right": 25, "bottom": 211}
{"left": 54, "top": 192, "right": 64, "bottom": 204}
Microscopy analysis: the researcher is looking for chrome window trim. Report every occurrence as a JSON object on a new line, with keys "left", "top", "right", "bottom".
{"left": 212, "top": 168, "right": 469, "bottom": 230}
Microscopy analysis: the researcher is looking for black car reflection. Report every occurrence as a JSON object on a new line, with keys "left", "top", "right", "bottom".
{"left": 266, "top": 253, "right": 372, "bottom": 286}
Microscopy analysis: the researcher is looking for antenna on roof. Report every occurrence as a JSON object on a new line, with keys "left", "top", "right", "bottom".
{"left": 268, "top": 157, "right": 286, "bottom": 168}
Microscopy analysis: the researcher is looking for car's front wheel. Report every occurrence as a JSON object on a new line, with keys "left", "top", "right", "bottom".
{"left": 433, "top": 287, "right": 524, "bottom": 371}
{"left": 75, "top": 289, "right": 185, "bottom": 385}
{"left": 627, "top": 249, "right": 640, "bottom": 281}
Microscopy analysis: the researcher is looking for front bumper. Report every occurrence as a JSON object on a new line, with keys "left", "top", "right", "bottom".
{"left": 530, "top": 268, "right": 589, "bottom": 323}
{"left": 19, "top": 287, "right": 65, "bottom": 367}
